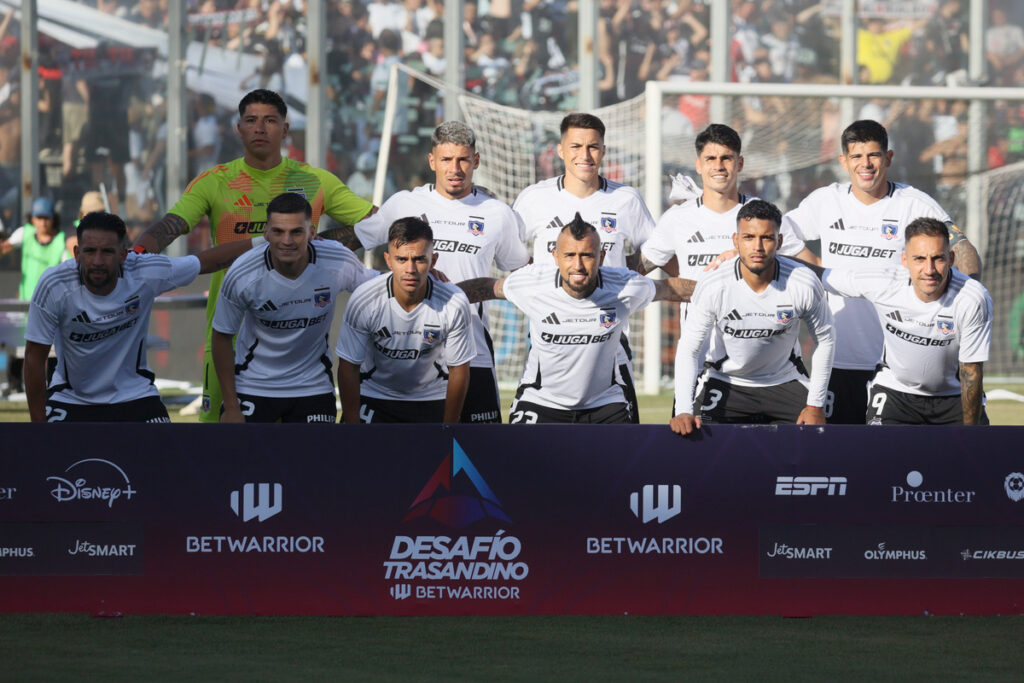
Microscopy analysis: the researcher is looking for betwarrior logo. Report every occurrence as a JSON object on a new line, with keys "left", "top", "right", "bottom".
{"left": 385, "top": 439, "right": 525, "bottom": 601}
{"left": 587, "top": 482, "right": 723, "bottom": 556}
{"left": 47, "top": 459, "right": 136, "bottom": 508}
{"left": 891, "top": 470, "right": 975, "bottom": 504}
{"left": 629, "top": 485, "right": 681, "bottom": 524}
{"left": 230, "top": 483, "right": 282, "bottom": 522}
{"left": 185, "top": 483, "right": 324, "bottom": 554}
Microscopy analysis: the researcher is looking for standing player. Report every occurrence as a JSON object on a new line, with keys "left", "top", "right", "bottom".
{"left": 131, "top": 89, "right": 376, "bottom": 423}
{"left": 513, "top": 113, "right": 655, "bottom": 422}
{"left": 813, "top": 218, "right": 991, "bottom": 425}
{"left": 337, "top": 218, "right": 475, "bottom": 424}
{"left": 636, "top": 124, "right": 812, "bottom": 414}
{"left": 211, "top": 193, "right": 376, "bottom": 423}
{"left": 24, "top": 212, "right": 251, "bottom": 422}
{"left": 671, "top": 200, "right": 835, "bottom": 435}
{"left": 351, "top": 121, "right": 529, "bottom": 423}
{"left": 782, "top": 119, "right": 982, "bottom": 424}
{"left": 457, "top": 215, "right": 694, "bottom": 424}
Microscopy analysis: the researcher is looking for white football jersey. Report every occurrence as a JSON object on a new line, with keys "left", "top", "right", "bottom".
{"left": 823, "top": 268, "right": 991, "bottom": 396}
{"left": 502, "top": 264, "right": 656, "bottom": 411}
{"left": 783, "top": 181, "right": 952, "bottom": 370}
{"left": 26, "top": 253, "right": 201, "bottom": 405}
{"left": 674, "top": 256, "right": 835, "bottom": 412}
{"left": 213, "top": 241, "right": 376, "bottom": 397}
{"left": 354, "top": 184, "right": 529, "bottom": 368}
{"left": 336, "top": 273, "right": 476, "bottom": 401}
{"left": 642, "top": 195, "right": 805, "bottom": 278}
{"left": 513, "top": 175, "right": 655, "bottom": 268}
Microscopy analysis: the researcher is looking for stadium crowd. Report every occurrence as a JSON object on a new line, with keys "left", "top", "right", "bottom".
{"left": 0, "top": 0, "right": 1023, "bottom": 228}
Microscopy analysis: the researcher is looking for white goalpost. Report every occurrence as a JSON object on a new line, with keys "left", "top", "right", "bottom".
{"left": 377, "top": 66, "right": 1024, "bottom": 391}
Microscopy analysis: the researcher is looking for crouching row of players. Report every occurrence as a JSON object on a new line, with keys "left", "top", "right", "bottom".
{"left": 25, "top": 192, "right": 991, "bottom": 427}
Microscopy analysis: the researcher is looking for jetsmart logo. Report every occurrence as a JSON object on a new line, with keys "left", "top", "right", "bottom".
{"left": 230, "top": 483, "right": 282, "bottom": 522}
{"left": 775, "top": 476, "right": 847, "bottom": 496}
{"left": 864, "top": 542, "right": 926, "bottom": 560}
{"left": 629, "top": 485, "right": 681, "bottom": 524}
{"left": 891, "top": 471, "right": 975, "bottom": 504}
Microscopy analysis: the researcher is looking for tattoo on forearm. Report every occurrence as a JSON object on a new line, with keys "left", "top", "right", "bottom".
{"left": 658, "top": 277, "right": 695, "bottom": 302}
{"left": 952, "top": 241, "right": 982, "bottom": 280}
{"left": 640, "top": 255, "right": 661, "bottom": 276}
{"left": 319, "top": 225, "right": 364, "bottom": 251}
{"left": 960, "top": 361, "right": 983, "bottom": 425}
{"left": 457, "top": 277, "right": 500, "bottom": 303}
{"left": 148, "top": 214, "right": 189, "bottom": 252}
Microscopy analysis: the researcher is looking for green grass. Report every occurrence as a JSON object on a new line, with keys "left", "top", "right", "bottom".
{"left": 2, "top": 614, "right": 1023, "bottom": 680}
{"left": 3, "top": 386, "right": 1023, "bottom": 424}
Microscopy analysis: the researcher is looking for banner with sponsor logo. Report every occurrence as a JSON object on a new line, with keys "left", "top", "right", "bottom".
{"left": 0, "top": 425, "right": 1022, "bottom": 615}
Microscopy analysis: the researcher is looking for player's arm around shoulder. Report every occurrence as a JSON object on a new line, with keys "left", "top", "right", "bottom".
{"left": 457, "top": 276, "right": 507, "bottom": 303}
{"left": 652, "top": 275, "right": 696, "bottom": 303}
{"left": 196, "top": 236, "right": 256, "bottom": 274}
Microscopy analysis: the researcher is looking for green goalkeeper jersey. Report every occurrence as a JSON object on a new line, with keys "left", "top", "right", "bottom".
{"left": 168, "top": 156, "right": 372, "bottom": 420}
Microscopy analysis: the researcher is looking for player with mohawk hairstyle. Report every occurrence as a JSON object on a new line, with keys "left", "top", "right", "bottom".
{"left": 458, "top": 213, "right": 695, "bottom": 424}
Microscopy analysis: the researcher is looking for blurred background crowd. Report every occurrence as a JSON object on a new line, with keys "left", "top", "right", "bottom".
{"left": 0, "top": 0, "right": 1023, "bottom": 265}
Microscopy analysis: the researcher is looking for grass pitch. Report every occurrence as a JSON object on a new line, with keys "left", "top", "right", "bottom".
{"left": 2, "top": 613, "right": 1024, "bottom": 681}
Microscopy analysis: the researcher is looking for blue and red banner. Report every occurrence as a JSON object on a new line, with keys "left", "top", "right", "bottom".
{"left": 1, "top": 424, "right": 1022, "bottom": 615}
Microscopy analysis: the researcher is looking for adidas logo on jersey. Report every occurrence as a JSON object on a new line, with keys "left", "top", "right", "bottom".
{"left": 257, "top": 300, "right": 278, "bottom": 312}
{"left": 886, "top": 311, "right": 903, "bottom": 322}
{"left": 725, "top": 309, "right": 743, "bottom": 321}
{"left": 545, "top": 216, "right": 565, "bottom": 231}
{"left": 71, "top": 311, "right": 92, "bottom": 323}
{"left": 233, "top": 194, "right": 254, "bottom": 209}
{"left": 374, "top": 326, "right": 393, "bottom": 340}
{"left": 829, "top": 218, "right": 845, "bottom": 231}
{"left": 542, "top": 312, "right": 561, "bottom": 325}
{"left": 687, "top": 232, "right": 706, "bottom": 243}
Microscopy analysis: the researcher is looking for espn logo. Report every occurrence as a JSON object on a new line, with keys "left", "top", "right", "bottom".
{"left": 775, "top": 476, "right": 847, "bottom": 496}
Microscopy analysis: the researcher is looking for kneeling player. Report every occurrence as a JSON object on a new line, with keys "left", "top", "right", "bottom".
{"left": 458, "top": 214, "right": 694, "bottom": 424}
{"left": 24, "top": 212, "right": 252, "bottom": 422}
{"left": 818, "top": 217, "right": 992, "bottom": 425}
{"left": 212, "top": 193, "right": 376, "bottom": 423}
{"left": 671, "top": 200, "right": 835, "bottom": 435}
{"left": 337, "top": 218, "right": 475, "bottom": 423}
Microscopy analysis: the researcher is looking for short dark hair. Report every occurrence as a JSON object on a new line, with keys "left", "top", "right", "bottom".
{"left": 267, "top": 192, "right": 312, "bottom": 220}
{"left": 388, "top": 216, "right": 433, "bottom": 248}
{"left": 696, "top": 123, "right": 742, "bottom": 155}
{"left": 238, "top": 89, "right": 287, "bottom": 118}
{"left": 841, "top": 119, "right": 888, "bottom": 154}
{"left": 736, "top": 199, "right": 782, "bottom": 230}
{"left": 77, "top": 211, "right": 127, "bottom": 243}
{"left": 905, "top": 217, "right": 950, "bottom": 245}
{"left": 560, "top": 113, "right": 605, "bottom": 139}
{"left": 560, "top": 212, "right": 599, "bottom": 243}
